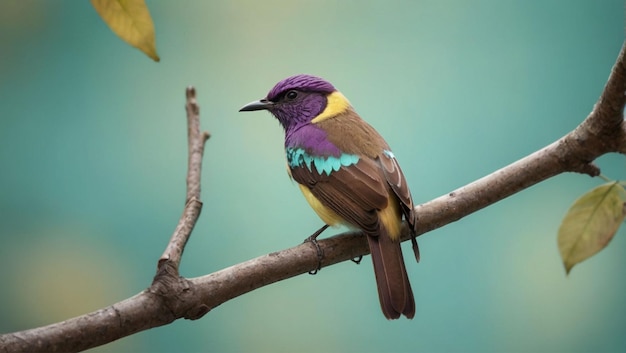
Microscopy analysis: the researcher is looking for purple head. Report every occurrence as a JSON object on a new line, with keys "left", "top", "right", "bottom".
{"left": 239, "top": 74, "right": 337, "bottom": 130}
{"left": 266, "top": 74, "right": 335, "bottom": 101}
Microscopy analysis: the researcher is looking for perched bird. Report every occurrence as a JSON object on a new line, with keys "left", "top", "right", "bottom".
{"left": 239, "top": 74, "right": 418, "bottom": 319}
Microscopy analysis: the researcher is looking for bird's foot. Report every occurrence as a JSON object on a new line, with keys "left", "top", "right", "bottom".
{"left": 304, "top": 225, "right": 329, "bottom": 275}
{"left": 351, "top": 255, "right": 363, "bottom": 265}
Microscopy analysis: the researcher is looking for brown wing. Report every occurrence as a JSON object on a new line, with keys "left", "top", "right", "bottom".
{"left": 315, "top": 109, "right": 417, "bottom": 231}
{"left": 378, "top": 150, "right": 416, "bottom": 230}
{"left": 290, "top": 157, "right": 389, "bottom": 236}
{"left": 379, "top": 150, "right": 419, "bottom": 262}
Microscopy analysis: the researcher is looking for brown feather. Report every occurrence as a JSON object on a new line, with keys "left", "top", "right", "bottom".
{"left": 368, "top": 224, "right": 415, "bottom": 319}
{"left": 379, "top": 151, "right": 417, "bottom": 230}
{"left": 315, "top": 109, "right": 386, "bottom": 158}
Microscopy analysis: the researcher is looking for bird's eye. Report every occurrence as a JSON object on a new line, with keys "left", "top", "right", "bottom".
{"left": 285, "top": 90, "right": 298, "bottom": 100}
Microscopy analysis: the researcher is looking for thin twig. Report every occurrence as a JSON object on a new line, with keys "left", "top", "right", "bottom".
{"left": 158, "top": 86, "right": 210, "bottom": 272}
{"left": 185, "top": 86, "right": 211, "bottom": 203}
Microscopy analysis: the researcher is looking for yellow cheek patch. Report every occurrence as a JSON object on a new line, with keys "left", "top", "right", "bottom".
{"left": 311, "top": 91, "right": 351, "bottom": 123}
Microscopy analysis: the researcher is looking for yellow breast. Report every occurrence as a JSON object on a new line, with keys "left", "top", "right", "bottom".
{"left": 297, "top": 184, "right": 345, "bottom": 226}
{"left": 297, "top": 183, "right": 403, "bottom": 241}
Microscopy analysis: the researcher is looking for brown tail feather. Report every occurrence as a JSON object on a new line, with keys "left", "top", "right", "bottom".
{"left": 367, "top": 228, "right": 415, "bottom": 319}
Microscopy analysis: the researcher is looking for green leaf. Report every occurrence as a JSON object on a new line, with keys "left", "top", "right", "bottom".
{"left": 91, "top": 0, "right": 160, "bottom": 62}
{"left": 558, "top": 182, "right": 626, "bottom": 274}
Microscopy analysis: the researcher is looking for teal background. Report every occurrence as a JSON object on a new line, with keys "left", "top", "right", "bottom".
{"left": 0, "top": 1, "right": 624, "bottom": 352}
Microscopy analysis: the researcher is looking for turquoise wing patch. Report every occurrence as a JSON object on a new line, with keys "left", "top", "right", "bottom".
{"left": 286, "top": 147, "right": 359, "bottom": 175}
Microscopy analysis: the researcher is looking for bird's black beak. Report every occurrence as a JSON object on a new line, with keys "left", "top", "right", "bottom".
{"left": 239, "top": 99, "right": 274, "bottom": 112}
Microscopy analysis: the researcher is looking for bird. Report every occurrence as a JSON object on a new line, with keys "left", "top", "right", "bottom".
{"left": 239, "top": 74, "right": 419, "bottom": 319}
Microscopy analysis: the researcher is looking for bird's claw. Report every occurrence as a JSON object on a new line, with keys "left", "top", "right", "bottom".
{"left": 306, "top": 236, "right": 323, "bottom": 275}
{"left": 351, "top": 255, "right": 363, "bottom": 265}
{"left": 304, "top": 224, "right": 329, "bottom": 275}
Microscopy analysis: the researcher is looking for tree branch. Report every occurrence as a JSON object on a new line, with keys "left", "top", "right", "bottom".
{"left": 1, "top": 43, "right": 624, "bottom": 352}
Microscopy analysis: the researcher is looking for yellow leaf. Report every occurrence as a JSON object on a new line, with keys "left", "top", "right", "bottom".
{"left": 91, "top": 0, "right": 160, "bottom": 62}
{"left": 558, "top": 182, "right": 626, "bottom": 274}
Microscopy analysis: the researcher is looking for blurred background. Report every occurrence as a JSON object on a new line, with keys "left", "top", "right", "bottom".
{"left": 0, "top": 1, "right": 624, "bottom": 352}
